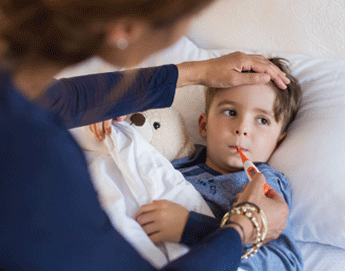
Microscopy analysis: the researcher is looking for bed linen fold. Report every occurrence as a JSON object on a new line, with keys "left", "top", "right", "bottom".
{"left": 69, "top": 121, "right": 214, "bottom": 268}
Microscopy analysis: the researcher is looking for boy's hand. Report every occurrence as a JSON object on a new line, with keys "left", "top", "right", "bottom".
{"left": 135, "top": 200, "right": 189, "bottom": 244}
{"left": 88, "top": 116, "right": 126, "bottom": 141}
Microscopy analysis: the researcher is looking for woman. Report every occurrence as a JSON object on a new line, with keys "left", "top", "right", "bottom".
{"left": 0, "top": 1, "right": 290, "bottom": 270}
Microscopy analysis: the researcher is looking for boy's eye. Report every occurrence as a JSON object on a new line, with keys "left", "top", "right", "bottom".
{"left": 224, "top": 109, "right": 236, "bottom": 116}
{"left": 257, "top": 117, "right": 269, "bottom": 125}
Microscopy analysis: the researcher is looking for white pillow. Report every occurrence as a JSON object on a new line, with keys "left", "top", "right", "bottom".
{"left": 57, "top": 36, "right": 345, "bottom": 249}
{"left": 269, "top": 55, "right": 345, "bottom": 248}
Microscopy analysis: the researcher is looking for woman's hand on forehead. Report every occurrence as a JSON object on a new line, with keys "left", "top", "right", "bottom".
{"left": 177, "top": 52, "right": 290, "bottom": 90}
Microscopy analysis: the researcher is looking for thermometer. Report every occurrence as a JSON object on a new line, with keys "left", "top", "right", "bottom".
{"left": 237, "top": 147, "right": 271, "bottom": 195}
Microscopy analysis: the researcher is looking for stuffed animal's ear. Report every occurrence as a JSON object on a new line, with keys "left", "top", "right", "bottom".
{"left": 130, "top": 107, "right": 196, "bottom": 161}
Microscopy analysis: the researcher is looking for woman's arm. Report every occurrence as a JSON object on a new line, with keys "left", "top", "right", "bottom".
{"left": 84, "top": 52, "right": 291, "bottom": 140}
{"left": 38, "top": 65, "right": 178, "bottom": 129}
{"left": 164, "top": 227, "right": 242, "bottom": 271}
{"left": 181, "top": 211, "right": 220, "bottom": 247}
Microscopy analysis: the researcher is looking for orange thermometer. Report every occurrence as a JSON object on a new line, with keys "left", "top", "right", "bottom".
{"left": 237, "top": 147, "right": 271, "bottom": 195}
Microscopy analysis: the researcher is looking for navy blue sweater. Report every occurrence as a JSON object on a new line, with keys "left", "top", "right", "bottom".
{"left": 0, "top": 66, "right": 241, "bottom": 271}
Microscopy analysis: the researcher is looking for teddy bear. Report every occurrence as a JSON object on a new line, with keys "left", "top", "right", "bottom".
{"left": 126, "top": 107, "right": 195, "bottom": 162}
{"left": 69, "top": 107, "right": 195, "bottom": 162}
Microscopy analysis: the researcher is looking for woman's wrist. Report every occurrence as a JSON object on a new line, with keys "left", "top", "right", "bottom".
{"left": 221, "top": 203, "right": 268, "bottom": 259}
{"left": 176, "top": 61, "right": 206, "bottom": 88}
{"left": 221, "top": 203, "right": 265, "bottom": 246}
{"left": 225, "top": 213, "right": 257, "bottom": 245}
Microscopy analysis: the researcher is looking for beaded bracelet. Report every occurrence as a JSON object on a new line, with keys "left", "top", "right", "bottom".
{"left": 231, "top": 205, "right": 261, "bottom": 259}
{"left": 259, "top": 208, "right": 268, "bottom": 241}
{"left": 221, "top": 203, "right": 268, "bottom": 259}
{"left": 235, "top": 201, "right": 261, "bottom": 213}
{"left": 235, "top": 202, "right": 268, "bottom": 242}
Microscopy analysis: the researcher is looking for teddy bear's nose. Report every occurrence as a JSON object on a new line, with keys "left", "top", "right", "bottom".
{"left": 130, "top": 113, "right": 146, "bottom": 127}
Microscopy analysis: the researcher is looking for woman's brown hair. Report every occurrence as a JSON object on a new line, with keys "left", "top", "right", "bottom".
{"left": 0, "top": 0, "right": 214, "bottom": 66}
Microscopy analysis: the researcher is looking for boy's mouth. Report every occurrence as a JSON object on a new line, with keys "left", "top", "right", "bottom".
{"left": 229, "top": 145, "right": 247, "bottom": 152}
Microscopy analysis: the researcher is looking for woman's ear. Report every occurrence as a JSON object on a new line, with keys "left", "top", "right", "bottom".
{"left": 104, "top": 18, "right": 149, "bottom": 49}
{"left": 98, "top": 18, "right": 151, "bottom": 67}
{"left": 198, "top": 113, "right": 208, "bottom": 138}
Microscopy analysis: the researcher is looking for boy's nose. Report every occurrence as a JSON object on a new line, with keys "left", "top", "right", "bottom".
{"left": 235, "top": 129, "right": 248, "bottom": 136}
{"left": 234, "top": 119, "right": 248, "bottom": 136}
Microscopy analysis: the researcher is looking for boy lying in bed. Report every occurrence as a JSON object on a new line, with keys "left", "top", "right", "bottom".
{"left": 135, "top": 58, "right": 304, "bottom": 271}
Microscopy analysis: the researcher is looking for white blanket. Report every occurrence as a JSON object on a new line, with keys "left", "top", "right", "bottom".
{"left": 69, "top": 121, "right": 214, "bottom": 268}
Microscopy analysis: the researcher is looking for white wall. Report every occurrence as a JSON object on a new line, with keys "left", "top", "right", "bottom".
{"left": 187, "top": 0, "right": 345, "bottom": 59}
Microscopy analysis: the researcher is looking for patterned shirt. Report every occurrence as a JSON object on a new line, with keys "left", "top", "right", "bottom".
{"left": 173, "top": 145, "right": 304, "bottom": 271}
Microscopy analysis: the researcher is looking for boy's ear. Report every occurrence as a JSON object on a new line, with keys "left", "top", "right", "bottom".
{"left": 276, "top": 131, "right": 287, "bottom": 148}
{"left": 278, "top": 131, "right": 286, "bottom": 143}
{"left": 198, "top": 113, "right": 208, "bottom": 138}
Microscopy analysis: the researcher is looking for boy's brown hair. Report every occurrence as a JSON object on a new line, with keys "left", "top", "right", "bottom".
{"left": 205, "top": 57, "right": 302, "bottom": 133}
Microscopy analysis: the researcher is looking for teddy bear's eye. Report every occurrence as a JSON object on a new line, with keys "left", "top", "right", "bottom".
{"left": 153, "top": 122, "right": 160, "bottom": 130}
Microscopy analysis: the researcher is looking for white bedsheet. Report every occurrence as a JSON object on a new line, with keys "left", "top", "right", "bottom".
{"left": 69, "top": 122, "right": 214, "bottom": 268}
{"left": 297, "top": 241, "right": 345, "bottom": 271}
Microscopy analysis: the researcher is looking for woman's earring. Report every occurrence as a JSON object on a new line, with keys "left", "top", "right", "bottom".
{"left": 116, "top": 38, "right": 128, "bottom": 50}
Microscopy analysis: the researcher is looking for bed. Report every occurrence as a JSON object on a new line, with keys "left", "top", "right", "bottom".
{"left": 57, "top": 1, "right": 345, "bottom": 270}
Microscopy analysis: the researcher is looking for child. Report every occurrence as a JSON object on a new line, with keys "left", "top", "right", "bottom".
{"left": 136, "top": 58, "right": 304, "bottom": 270}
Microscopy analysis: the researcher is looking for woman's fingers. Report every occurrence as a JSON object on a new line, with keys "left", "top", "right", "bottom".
{"left": 88, "top": 124, "right": 95, "bottom": 134}
{"left": 261, "top": 187, "right": 289, "bottom": 243}
{"left": 236, "top": 173, "right": 266, "bottom": 202}
{"left": 235, "top": 173, "right": 289, "bottom": 243}
{"left": 89, "top": 116, "right": 126, "bottom": 141}
{"left": 235, "top": 72, "right": 271, "bottom": 86}
{"left": 233, "top": 53, "right": 289, "bottom": 89}
{"left": 103, "top": 119, "right": 113, "bottom": 135}
{"left": 88, "top": 123, "right": 103, "bottom": 141}
{"left": 242, "top": 54, "right": 289, "bottom": 82}
{"left": 87, "top": 119, "right": 114, "bottom": 141}
{"left": 95, "top": 122, "right": 105, "bottom": 141}
{"left": 114, "top": 115, "right": 127, "bottom": 122}
{"left": 233, "top": 192, "right": 242, "bottom": 206}
{"left": 88, "top": 122, "right": 104, "bottom": 141}
{"left": 190, "top": 52, "right": 290, "bottom": 90}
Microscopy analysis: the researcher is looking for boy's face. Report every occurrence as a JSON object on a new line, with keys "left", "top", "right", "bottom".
{"left": 199, "top": 83, "right": 286, "bottom": 174}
